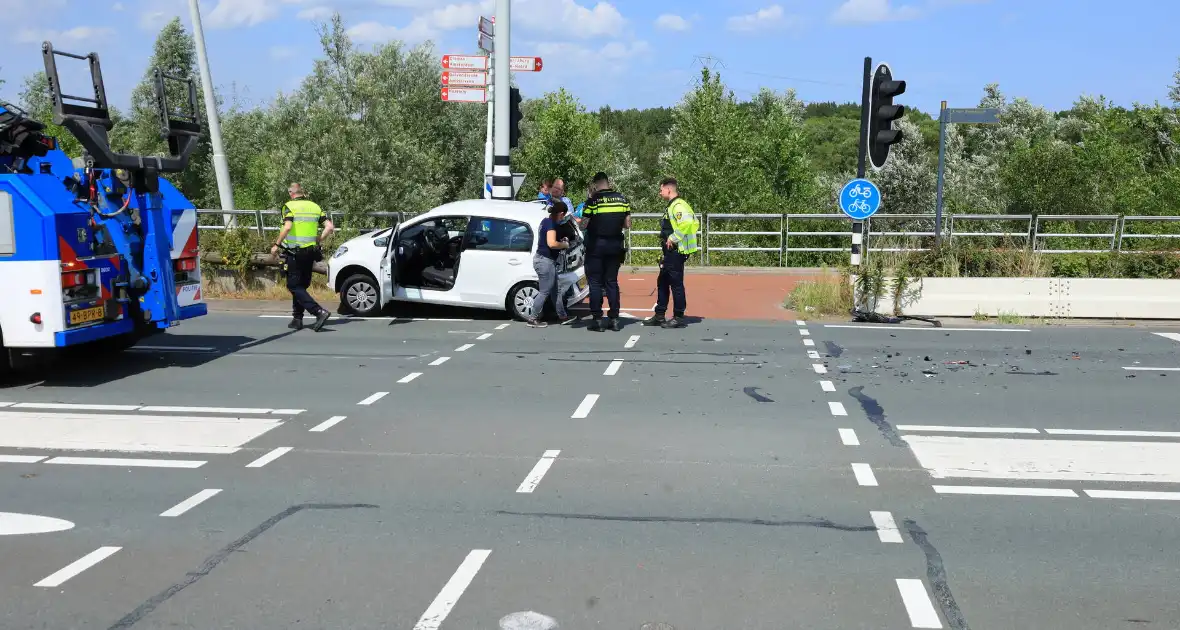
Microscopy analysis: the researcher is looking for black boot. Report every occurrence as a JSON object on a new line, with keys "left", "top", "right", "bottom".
{"left": 609, "top": 318, "right": 622, "bottom": 331}
{"left": 642, "top": 314, "right": 665, "bottom": 327}
{"left": 587, "top": 317, "right": 603, "bottom": 332}
{"left": 312, "top": 310, "right": 330, "bottom": 332}
{"left": 661, "top": 316, "right": 686, "bottom": 329}
{"left": 288, "top": 317, "right": 303, "bottom": 330}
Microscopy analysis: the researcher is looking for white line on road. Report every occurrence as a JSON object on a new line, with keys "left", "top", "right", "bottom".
{"left": 825, "top": 324, "right": 1028, "bottom": 332}
{"left": 572, "top": 394, "right": 600, "bottom": 419}
{"left": 813, "top": 363, "right": 827, "bottom": 374}
{"left": 820, "top": 380, "right": 836, "bottom": 392}
{"left": 1154, "top": 332, "right": 1180, "bottom": 343}
{"left": 625, "top": 335, "right": 641, "bottom": 349}
{"left": 310, "top": 416, "right": 347, "bottom": 433}
{"left": 45, "top": 456, "right": 205, "bottom": 468}
{"left": 799, "top": 329, "right": 810, "bottom": 336}
{"left": 839, "top": 428, "right": 860, "bottom": 446}
{"left": 0, "top": 402, "right": 11, "bottom": 408}
{"left": 516, "top": 450, "right": 561, "bottom": 493}
{"left": 246, "top": 447, "right": 292, "bottom": 468}
{"left": 807, "top": 350, "right": 821, "bottom": 359}
{"left": 477, "top": 333, "right": 492, "bottom": 340}
{"left": 160, "top": 489, "right": 222, "bottom": 517}
{"left": 932, "top": 485, "right": 1077, "bottom": 497}
{"left": 456, "top": 344, "right": 474, "bottom": 352}
{"left": 357, "top": 392, "right": 388, "bottom": 406}
{"left": 133, "top": 345, "right": 217, "bottom": 352}
{"left": 897, "top": 425, "right": 1041, "bottom": 434}
{"left": 271, "top": 409, "right": 305, "bottom": 415}
{"left": 12, "top": 402, "right": 139, "bottom": 411}
{"left": 35, "top": 546, "right": 121, "bottom": 588}
{"left": 258, "top": 315, "right": 476, "bottom": 322}
{"left": 871, "top": 511, "right": 903, "bottom": 543}
{"left": 1123, "top": 366, "right": 1180, "bottom": 372}
{"left": 413, "top": 549, "right": 492, "bottom": 630}
{"left": 796, "top": 320, "right": 806, "bottom": 326}
{"left": 829, "top": 401, "right": 847, "bottom": 416}
{"left": 429, "top": 357, "right": 451, "bottom": 366}
{"left": 603, "top": 360, "right": 624, "bottom": 376}
{"left": 803, "top": 339, "right": 815, "bottom": 347}
{"left": 896, "top": 579, "right": 943, "bottom": 628}
{"left": 138, "top": 405, "right": 273, "bottom": 415}
{"left": 1084, "top": 489, "right": 1180, "bottom": 501}
{"left": 496, "top": 323, "right": 510, "bottom": 330}
{"left": 852, "top": 463, "right": 878, "bottom": 486}
{"left": 0, "top": 454, "right": 47, "bottom": 463}
{"left": 399, "top": 372, "right": 423, "bottom": 384}
{"left": 1045, "top": 428, "right": 1180, "bottom": 438}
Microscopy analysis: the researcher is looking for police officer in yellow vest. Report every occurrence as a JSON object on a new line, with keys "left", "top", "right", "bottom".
{"left": 644, "top": 177, "right": 699, "bottom": 329}
{"left": 270, "top": 183, "right": 333, "bottom": 332}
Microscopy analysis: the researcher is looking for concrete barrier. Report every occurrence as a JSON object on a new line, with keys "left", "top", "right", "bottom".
{"left": 903, "top": 277, "right": 1180, "bottom": 319}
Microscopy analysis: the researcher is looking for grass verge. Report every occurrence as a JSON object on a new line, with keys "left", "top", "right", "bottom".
{"left": 200, "top": 275, "right": 338, "bottom": 303}
{"left": 784, "top": 268, "right": 852, "bottom": 317}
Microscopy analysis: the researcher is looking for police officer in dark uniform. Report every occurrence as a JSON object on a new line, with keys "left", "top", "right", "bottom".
{"left": 580, "top": 171, "right": 631, "bottom": 332}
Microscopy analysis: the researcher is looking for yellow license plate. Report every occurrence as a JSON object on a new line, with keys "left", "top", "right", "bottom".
{"left": 69, "top": 305, "right": 105, "bottom": 325}
{"left": 577, "top": 276, "right": 588, "bottom": 290}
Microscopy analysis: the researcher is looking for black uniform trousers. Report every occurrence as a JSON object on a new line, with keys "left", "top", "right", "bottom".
{"left": 585, "top": 237, "right": 624, "bottom": 319}
{"left": 284, "top": 246, "right": 324, "bottom": 318}
{"left": 655, "top": 245, "right": 688, "bottom": 317}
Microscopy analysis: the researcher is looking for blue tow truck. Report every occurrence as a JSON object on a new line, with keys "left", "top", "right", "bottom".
{"left": 0, "top": 42, "right": 207, "bottom": 373}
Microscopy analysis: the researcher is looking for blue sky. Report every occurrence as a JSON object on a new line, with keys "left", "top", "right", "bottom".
{"left": 1, "top": 0, "right": 1177, "bottom": 117}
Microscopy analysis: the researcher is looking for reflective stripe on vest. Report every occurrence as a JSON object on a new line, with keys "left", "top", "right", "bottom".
{"left": 668, "top": 198, "right": 699, "bottom": 254}
{"left": 282, "top": 199, "right": 323, "bottom": 248}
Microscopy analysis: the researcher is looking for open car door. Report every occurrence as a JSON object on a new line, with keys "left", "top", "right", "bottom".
{"left": 379, "top": 226, "right": 401, "bottom": 306}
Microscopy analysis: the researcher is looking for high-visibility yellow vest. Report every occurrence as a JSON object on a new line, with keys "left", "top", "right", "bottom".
{"left": 281, "top": 198, "right": 325, "bottom": 249}
{"left": 667, "top": 197, "right": 700, "bottom": 254}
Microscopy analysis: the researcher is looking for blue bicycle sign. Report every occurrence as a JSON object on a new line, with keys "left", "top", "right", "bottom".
{"left": 839, "top": 178, "right": 881, "bottom": 220}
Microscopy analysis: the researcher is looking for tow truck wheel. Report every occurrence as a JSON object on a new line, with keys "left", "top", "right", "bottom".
{"left": 507, "top": 281, "right": 541, "bottom": 322}
{"left": 340, "top": 273, "right": 381, "bottom": 317}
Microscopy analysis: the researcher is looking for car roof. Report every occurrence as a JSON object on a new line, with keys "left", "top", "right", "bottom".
{"left": 418, "top": 199, "right": 548, "bottom": 223}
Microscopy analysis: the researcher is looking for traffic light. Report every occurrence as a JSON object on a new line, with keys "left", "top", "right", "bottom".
{"left": 508, "top": 87, "right": 522, "bottom": 149}
{"left": 868, "top": 63, "right": 906, "bottom": 170}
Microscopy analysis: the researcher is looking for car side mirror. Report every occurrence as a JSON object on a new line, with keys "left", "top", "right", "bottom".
{"left": 374, "top": 236, "right": 389, "bottom": 248}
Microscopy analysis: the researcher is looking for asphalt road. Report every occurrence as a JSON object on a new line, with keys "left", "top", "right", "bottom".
{"left": 2, "top": 309, "right": 1179, "bottom": 629}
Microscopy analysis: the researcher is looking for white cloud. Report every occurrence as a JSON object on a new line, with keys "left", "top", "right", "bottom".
{"left": 514, "top": 0, "right": 626, "bottom": 39}
{"left": 269, "top": 45, "right": 298, "bottom": 60}
{"left": 654, "top": 13, "right": 689, "bottom": 31}
{"left": 531, "top": 39, "right": 649, "bottom": 76}
{"left": 347, "top": 1, "right": 491, "bottom": 44}
{"left": 296, "top": 5, "right": 333, "bottom": 20}
{"left": 17, "top": 26, "right": 115, "bottom": 44}
{"left": 832, "top": 0, "right": 921, "bottom": 24}
{"left": 726, "top": 5, "right": 801, "bottom": 32}
{"left": 206, "top": 0, "right": 282, "bottom": 28}
{"left": 139, "top": 10, "right": 174, "bottom": 31}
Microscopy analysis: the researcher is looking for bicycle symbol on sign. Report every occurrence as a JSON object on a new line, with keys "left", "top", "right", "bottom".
{"left": 847, "top": 184, "right": 874, "bottom": 200}
{"left": 848, "top": 198, "right": 871, "bottom": 214}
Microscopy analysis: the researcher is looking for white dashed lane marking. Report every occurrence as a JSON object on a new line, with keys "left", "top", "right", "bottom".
{"left": 456, "top": 344, "right": 474, "bottom": 352}
{"left": 851, "top": 463, "right": 878, "bottom": 486}
{"left": 813, "top": 364, "right": 827, "bottom": 374}
{"left": 310, "top": 416, "right": 347, "bottom": 432}
{"left": 477, "top": 333, "right": 492, "bottom": 340}
{"left": 871, "top": 511, "right": 903, "bottom": 543}
{"left": 572, "top": 394, "right": 599, "bottom": 419}
{"left": 35, "top": 546, "right": 122, "bottom": 588}
{"left": 357, "top": 392, "right": 388, "bottom": 406}
{"left": 429, "top": 357, "right": 451, "bottom": 366}
{"left": 896, "top": 579, "right": 943, "bottom": 628}
{"left": 828, "top": 401, "right": 847, "bottom": 416}
{"left": 803, "top": 339, "right": 815, "bottom": 347}
{"left": 604, "top": 360, "right": 624, "bottom": 376}
{"left": 516, "top": 450, "right": 561, "bottom": 493}
{"left": 245, "top": 447, "right": 292, "bottom": 468}
{"left": 413, "top": 549, "right": 492, "bottom": 630}
{"left": 839, "top": 428, "right": 860, "bottom": 446}
{"left": 820, "top": 380, "right": 836, "bottom": 392}
{"left": 399, "top": 373, "right": 423, "bottom": 384}
{"left": 160, "top": 489, "right": 221, "bottom": 517}
{"left": 625, "top": 335, "right": 641, "bottom": 349}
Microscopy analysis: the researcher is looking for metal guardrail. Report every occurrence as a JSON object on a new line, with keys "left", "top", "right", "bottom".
{"left": 195, "top": 209, "right": 1180, "bottom": 266}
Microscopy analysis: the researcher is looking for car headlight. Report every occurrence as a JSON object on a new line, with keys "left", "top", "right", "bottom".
{"left": 332, "top": 246, "right": 348, "bottom": 259}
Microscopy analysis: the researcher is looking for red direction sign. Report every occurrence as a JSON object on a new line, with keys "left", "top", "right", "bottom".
{"left": 441, "top": 87, "right": 487, "bottom": 103}
{"left": 442, "top": 71, "right": 487, "bottom": 87}
{"left": 441, "top": 54, "right": 488, "bottom": 71}
{"left": 510, "top": 56, "right": 543, "bottom": 72}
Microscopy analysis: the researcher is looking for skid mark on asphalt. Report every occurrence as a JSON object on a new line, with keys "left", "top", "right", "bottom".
{"left": 494, "top": 510, "right": 875, "bottom": 532}
{"left": 742, "top": 387, "right": 774, "bottom": 403}
{"left": 848, "top": 386, "right": 905, "bottom": 447}
{"left": 105, "top": 503, "right": 378, "bottom": 629}
{"left": 904, "top": 519, "right": 970, "bottom": 630}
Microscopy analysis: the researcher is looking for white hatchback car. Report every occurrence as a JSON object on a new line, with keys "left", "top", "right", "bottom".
{"left": 327, "top": 199, "right": 589, "bottom": 320}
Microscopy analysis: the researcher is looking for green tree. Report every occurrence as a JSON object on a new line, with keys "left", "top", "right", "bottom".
{"left": 126, "top": 17, "right": 212, "bottom": 201}
{"left": 19, "top": 70, "right": 131, "bottom": 160}
{"left": 748, "top": 87, "right": 819, "bottom": 211}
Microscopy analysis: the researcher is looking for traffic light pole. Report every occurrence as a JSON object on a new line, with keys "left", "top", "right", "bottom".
{"left": 483, "top": 52, "right": 494, "bottom": 199}
{"left": 490, "top": 0, "right": 513, "bottom": 200}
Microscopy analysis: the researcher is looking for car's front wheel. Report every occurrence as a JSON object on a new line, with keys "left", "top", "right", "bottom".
{"left": 506, "top": 281, "right": 541, "bottom": 321}
{"left": 340, "top": 273, "right": 381, "bottom": 316}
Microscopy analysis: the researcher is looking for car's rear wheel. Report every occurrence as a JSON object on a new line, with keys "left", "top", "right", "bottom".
{"left": 340, "top": 273, "right": 381, "bottom": 316}
{"left": 507, "top": 281, "right": 541, "bottom": 321}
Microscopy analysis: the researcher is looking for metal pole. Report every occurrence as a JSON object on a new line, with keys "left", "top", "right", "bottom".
{"left": 851, "top": 56, "right": 871, "bottom": 312}
{"left": 935, "top": 100, "right": 947, "bottom": 247}
{"left": 483, "top": 52, "right": 494, "bottom": 199}
{"left": 186, "top": 0, "right": 236, "bottom": 228}
{"left": 491, "top": 0, "right": 512, "bottom": 200}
